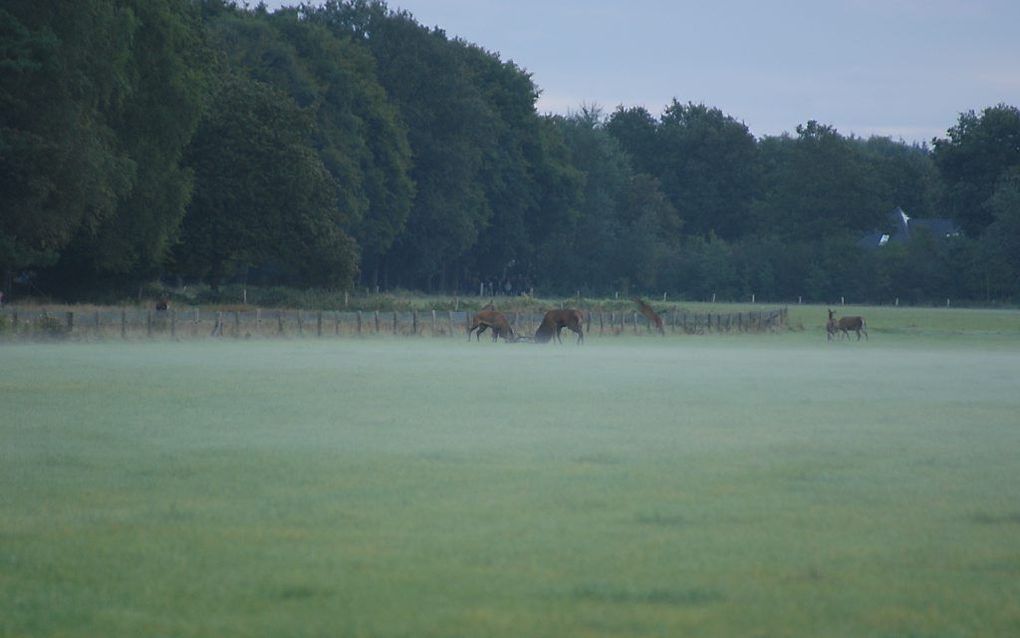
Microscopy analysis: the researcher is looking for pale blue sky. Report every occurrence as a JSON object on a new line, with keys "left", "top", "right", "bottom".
{"left": 262, "top": 0, "right": 1020, "bottom": 143}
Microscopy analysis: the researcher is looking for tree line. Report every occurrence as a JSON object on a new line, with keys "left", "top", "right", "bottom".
{"left": 3, "top": 0, "right": 1019, "bottom": 304}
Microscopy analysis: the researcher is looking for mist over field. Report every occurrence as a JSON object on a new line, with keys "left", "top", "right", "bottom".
{"left": 4, "top": 331, "right": 1020, "bottom": 637}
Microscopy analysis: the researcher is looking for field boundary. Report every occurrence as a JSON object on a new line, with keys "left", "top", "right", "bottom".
{"left": 0, "top": 306, "right": 788, "bottom": 342}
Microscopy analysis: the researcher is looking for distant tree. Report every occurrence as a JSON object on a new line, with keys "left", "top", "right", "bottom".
{"left": 175, "top": 75, "right": 357, "bottom": 289}
{"left": 858, "top": 136, "right": 942, "bottom": 217}
{"left": 754, "top": 121, "right": 886, "bottom": 240}
{"left": 0, "top": 2, "right": 136, "bottom": 285}
{"left": 932, "top": 104, "right": 1020, "bottom": 236}
{"left": 312, "top": 2, "right": 497, "bottom": 290}
{"left": 456, "top": 40, "right": 544, "bottom": 289}
{"left": 521, "top": 116, "right": 583, "bottom": 287}
{"left": 536, "top": 109, "right": 677, "bottom": 294}
{"left": 605, "top": 105, "right": 659, "bottom": 176}
{"left": 50, "top": 0, "right": 210, "bottom": 288}
{"left": 654, "top": 101, "right": 757, "bottom": 239}
{"left": 212, "top": 8, "right": 413, "bottom": 286}
{"left": 981, "top": 168, "right": 1020, "bottom": 295}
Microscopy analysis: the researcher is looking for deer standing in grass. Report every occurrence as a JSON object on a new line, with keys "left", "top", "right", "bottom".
{"left": 468, "top": 308, "right": 516, "bottom": 342}
{"left": 828, "top": 309, "right": 868, "bottom": 341}
{"left": 534, "top": 309, "right": 585, "bottom": 344}
{"left": 632, "top": 297, "right": 665, "bottom": 335}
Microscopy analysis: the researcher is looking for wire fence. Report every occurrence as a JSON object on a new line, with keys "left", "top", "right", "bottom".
{"left": 0, "top": 306, "right": 788, "bottom": 342}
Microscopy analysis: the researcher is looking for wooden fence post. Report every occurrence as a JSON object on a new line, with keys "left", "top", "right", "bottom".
{"left": 599, "top": 311, "right": 604, "bottom": 335}
{"left": 357, "top": 310, "right": 363, "bottom": 336}
{"left": 171, "top": 310, "right": 176, "bottom": 339}
{"left": 585, "top": 311, "right": 591, "bottom": 335}
{"left": 374, "top": 310, "right": 380, "bottom": 333}
{"left": 448, "top": 310, "right": 455, "bottom": 337}
{"left": 66, "top": 311, "right": 74, "bottom": 335}
{"left": 256, "top": 309, "right": 261, "bottom": 336}
{"left": 95, "top": 310, "right": 101, "bottom": 336}
{"left": 412, "top": 310, "right": 418, "bottom": 335}
{"left": 297, "top": 311, "right": 304, "bottom": 336}
{"left": 392, "top": 311, "right": 398, "bottom": 335}
{"left": 234, "top": 311, "right": 241, "bottom": 337}
{"left": 277, "top": 311, "right": 284, "bottom": 335}
{"left": 431, "top": 309, "right": 437, "bottom": 336}
{"left": 121, "top": 308, "right": 127, "bottom": 339}
{"left": 316, "top": 311, "right": 323, "bottom": 337}
{"left": 632, "top": 312, "right": 638, "bottom": 335}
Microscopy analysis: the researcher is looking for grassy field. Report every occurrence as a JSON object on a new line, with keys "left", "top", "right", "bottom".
{"left": 3, "top": 307, "right": 1020, "bottom": 637}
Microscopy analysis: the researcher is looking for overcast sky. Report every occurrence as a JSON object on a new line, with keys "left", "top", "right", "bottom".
{"left": 261, "top": 0, "right": 1020, "bottom": 143}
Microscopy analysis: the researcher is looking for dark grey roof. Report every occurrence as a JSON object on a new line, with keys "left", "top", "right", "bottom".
{"left": 858, "top": 207, "right": 960, "bottom": 248}
{"left": 910, "top": 218, "right": 961, "bottom": 239}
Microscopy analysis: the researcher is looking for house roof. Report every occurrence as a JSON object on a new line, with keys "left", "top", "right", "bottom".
{"left": 858, "top": 207, "right": 960, "bottom": 248}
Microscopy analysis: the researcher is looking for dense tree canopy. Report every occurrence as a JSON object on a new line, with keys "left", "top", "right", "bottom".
{"left": 174, "top": 74, "right": 358, "bottom": 288}
{"left": 932, "top": 104, "right": 1020, "bottom": 236}
{"left": 2, "top": 0, "right": 1019, "bottom": 303}
{"left": 1, "top": 1, "right": 138, "bottom": 277}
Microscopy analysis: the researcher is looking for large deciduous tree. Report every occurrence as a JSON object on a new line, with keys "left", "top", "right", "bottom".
{"left": 652, "top": 101, "right": 757, "bottom": 239}
{"left": 0, "top": 1, "right": 136, "bottom": 286}
{"left": 175, "top": 75, "right": 357, "bottom": 289}
{"left": 932, "top": 104, "right": 1020, "bottom": 236}
{"left": 754, "top": 121, "right": 886, "bottom": 240}
{"left": 52, "top": 0, "right": 210, "bottom": 288}
{"left": 213, "top": 7, "right": 413, "bottom": 286}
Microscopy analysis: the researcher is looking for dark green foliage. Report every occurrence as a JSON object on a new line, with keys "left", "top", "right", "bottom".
{"left": 0, "top": 2, "right": 137, "bottom": 275}
{"left": 655, "top": 101, "right": 758, "bottom": 239}
{"left": 933, "top": 104, "right": 1020, "bottom": 236}
{"left": 2, "top": 0, "right": 1019, "bottom": 303}
{"left": 217, "top": 7, "right": 413, "bottom": 275}
{"left": 753, "top": 121, "right": 888, "bottom": 240}
{"left": 175, "top": 74, "right": 358, "bottom": 289}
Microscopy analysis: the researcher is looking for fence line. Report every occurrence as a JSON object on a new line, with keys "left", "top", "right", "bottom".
{"left": 0, "top": 306, "right": 787, "bottom": 341}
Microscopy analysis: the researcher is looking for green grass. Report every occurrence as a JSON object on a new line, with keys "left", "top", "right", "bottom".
{"left": 3, "top": 315, "right": 1020, "bottom": 637}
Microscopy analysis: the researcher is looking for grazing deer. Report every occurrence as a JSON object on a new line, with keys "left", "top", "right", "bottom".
{"left": 632, "top": 297, "right": 665, "bottom": 335}
{"left": 468, "top": 309, "right": 515, "bottom": 342}
{"left": 828, "top": 309, "right": 868, "bottom": 341}
{"left": 535, "top": 308, "right": 585, "bottom": 345}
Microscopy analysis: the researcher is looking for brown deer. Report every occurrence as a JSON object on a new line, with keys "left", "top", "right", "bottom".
{"left": 468, "top": 309, "right": 515, "bottom": 342}
{"left": 828, "top": 309, "right": 868, "bottom": 341}
{"left": 632, "top": 297, "right": 665, "bottom": 335}
{"left": 535, "top": 308, "right": 585, "bottom": 345}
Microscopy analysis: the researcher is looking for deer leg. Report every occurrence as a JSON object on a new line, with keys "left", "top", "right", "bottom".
{"left": 477, "top": 324, "right": 488, "bottom": 341}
